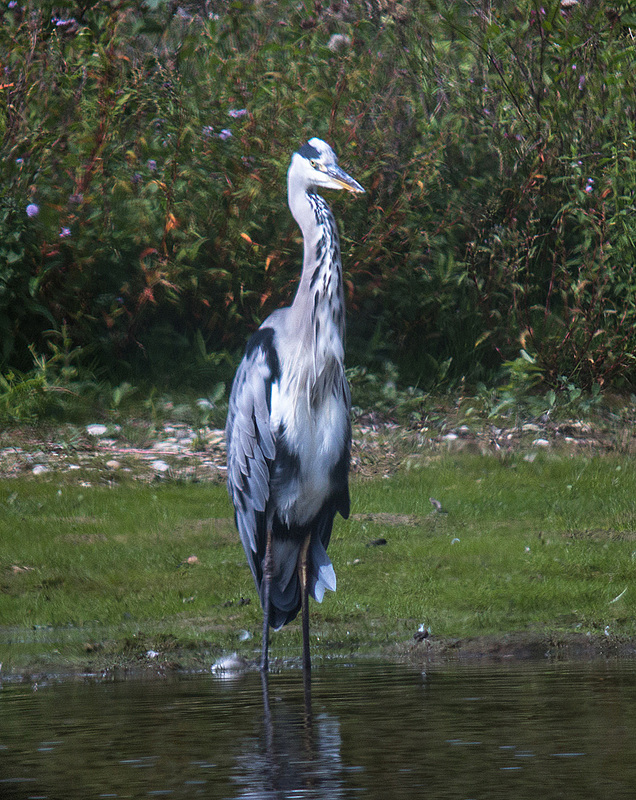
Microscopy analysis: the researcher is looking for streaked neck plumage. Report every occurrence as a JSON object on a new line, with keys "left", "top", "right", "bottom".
{"left": 288, "top": 178, "right": 345, "bottom": 336}
{"left": 287, "top": 174, "right": 346, "bottom": 405}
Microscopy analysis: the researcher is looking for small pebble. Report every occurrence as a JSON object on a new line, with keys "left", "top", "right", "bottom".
{"left": 86, "top": 424, "right": 108, "bottom": 436}
{"left": 327, "top": 33, "right": 352, "bottom": 52}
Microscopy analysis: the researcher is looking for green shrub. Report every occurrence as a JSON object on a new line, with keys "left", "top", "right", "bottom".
{"left": 1, "top": 1, "right": 635, "bottom": 392}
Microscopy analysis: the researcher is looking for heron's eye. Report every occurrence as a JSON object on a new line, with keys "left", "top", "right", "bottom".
{"left": 310, "top": 159, "right": 320, "bottom": 170}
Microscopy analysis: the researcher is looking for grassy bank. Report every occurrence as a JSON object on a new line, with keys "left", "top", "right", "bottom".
{"left": 2, "top": 449, "right": 635, "bottom": 677}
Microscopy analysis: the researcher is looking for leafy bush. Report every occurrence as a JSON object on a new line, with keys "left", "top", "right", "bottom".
{"left": 0, "top": 326, "right": 99, "bottom": 422}
{"left": 1, "top": 0, "right": 636, "bottom": 393}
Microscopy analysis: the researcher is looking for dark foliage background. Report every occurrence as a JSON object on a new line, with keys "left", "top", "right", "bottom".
{"left": 2, "top": 0, "right": 636, "bottom": 394}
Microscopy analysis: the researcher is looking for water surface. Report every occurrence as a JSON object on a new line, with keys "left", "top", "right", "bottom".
{"left": 2, "top": 661, "right": 636, "bottom": 798}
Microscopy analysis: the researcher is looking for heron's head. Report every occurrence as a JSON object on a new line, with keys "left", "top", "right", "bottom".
{"left": 289, "top": 138, "right": 365, "bottom": 195}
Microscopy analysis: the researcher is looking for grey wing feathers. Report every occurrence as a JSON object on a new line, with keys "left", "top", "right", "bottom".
{"left": 225, "top": 337, "right": 277, "bottom": 572}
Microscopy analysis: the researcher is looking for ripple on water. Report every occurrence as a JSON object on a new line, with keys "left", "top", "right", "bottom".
{"left": 0, "top": 662, "right": 635, "bottom": 799}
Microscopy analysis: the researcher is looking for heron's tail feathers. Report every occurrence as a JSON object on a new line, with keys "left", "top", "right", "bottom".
{"left": 262, "top": 534, "right": 336, "bottom": 630}
{"left": 309, "top": 534, "right": 336, "bottom": 603}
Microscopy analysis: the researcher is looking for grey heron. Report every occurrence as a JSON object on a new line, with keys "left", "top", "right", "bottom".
{"left": 226, "top": 138, "right": 364, "bottom": 673}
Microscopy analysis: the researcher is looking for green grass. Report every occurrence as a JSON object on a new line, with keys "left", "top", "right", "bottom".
{"left": 341, "top": 455, "right": 636, "bottom": 640}
{"left": 1, "top": 453, "right": 636, "bottom": 674}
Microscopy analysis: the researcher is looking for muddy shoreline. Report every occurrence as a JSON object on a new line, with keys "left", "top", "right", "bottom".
{"left": 3, "top": 631, "right": 635, "bottom": 686}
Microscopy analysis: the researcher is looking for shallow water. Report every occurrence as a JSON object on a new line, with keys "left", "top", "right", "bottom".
{"left": 2, "top": 661, "right": 636, "bottom": 799}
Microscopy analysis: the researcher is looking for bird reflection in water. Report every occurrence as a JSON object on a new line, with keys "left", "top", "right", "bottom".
{"left": 225, "top": 670, "right": 344, "bottom": 799}
{"left": 217, "top": 671, "right": 344, "bottom": 800}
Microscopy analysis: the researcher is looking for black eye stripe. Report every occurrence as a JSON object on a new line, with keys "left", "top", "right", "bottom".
{"left": 298, "top": 142, "right": 321, "bottom": 161}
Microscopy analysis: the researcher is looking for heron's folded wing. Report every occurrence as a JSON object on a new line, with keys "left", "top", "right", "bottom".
{"left": 332, "top": 368, "right": 352, "bottom": 520}
{"left": 225, "top": 334, "right": 278, "bottom": 578}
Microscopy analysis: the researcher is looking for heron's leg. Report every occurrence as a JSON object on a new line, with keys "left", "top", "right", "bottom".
{"left": 299, "top": 533, "right": 312, "bottom": 674}
{"left": 261, "top": 527, "right": 273, "bottom": 672}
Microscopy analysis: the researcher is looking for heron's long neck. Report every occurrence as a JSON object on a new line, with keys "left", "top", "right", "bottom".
{"left": 286, "top": 187, "right": 346, "bottom": 408}
{"left": 289, "top": 190, "right": 345, "bottom": 344}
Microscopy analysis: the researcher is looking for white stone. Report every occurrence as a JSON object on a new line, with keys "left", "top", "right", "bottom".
{"left": 32, "top": 464, "right": 48, "bottom": 475}
{"left": 86, "top": 424, "right": 108, "bottom": 436}
{"left": 151, "top": 459, "right": 170, "bottom": 473}
{"left": 327, "top": 33, "right": 351, "bottom": 52}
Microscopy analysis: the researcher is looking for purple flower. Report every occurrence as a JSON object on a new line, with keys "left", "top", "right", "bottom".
{"left": 8, "top": 1, "right": 17, "bottom": 8}
{"left": 26, "top": 203, "right": 39, "bottom": 217}
{"left": 147, "top": 159, "right": 157, "bottom": 171}
{"left": 585, "top": 178, "right": 594, "bottom": 194}
{"left": 578, "top": 75, "right": 586, "bottom": 91}
{"left": 202, "top": 126, "right": 214, "bottom": 139}
{"left": 228, "top": 109, "right": 247, "bottom": 118}
{"left": 218, "top": 129, "right": 232, "bottom": 141}
{"left": 60, "top": 227, "right": 71, "bottom": 238}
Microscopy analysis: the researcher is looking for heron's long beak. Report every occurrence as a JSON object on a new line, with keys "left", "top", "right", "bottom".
{"left": 326, "top": 164, "right": 365, "bottom": 194}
